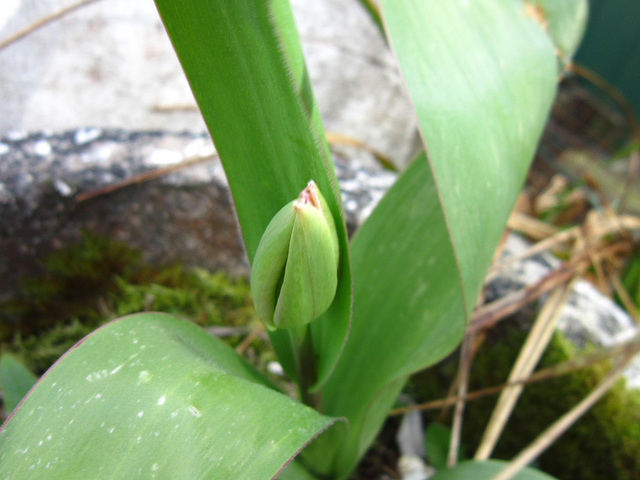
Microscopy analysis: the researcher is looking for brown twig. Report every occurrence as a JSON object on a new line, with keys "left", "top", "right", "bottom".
{"left": 570, "top": 63, "right": 639, "bottom": 139}
{"left": 507, "top": 212, "right": 559, "bottom": 240}
{"left": 470, "top": 240, "right": 632, "bottom": 334}
{"left": 235, "top": 324, "right": 265, "bottom": 355}
{"left": 486, "top": 225, "right": 579, "bottom": 281}
{"left": 0, "top": 0, "right": 103, "bottom": 51}
{"left": 570, "top": 63, "right": 640, "bottom": 218}
{"left": 75, "top": 153, "right": 217, "bottom": 203}
{"left": 474, "top": 229, "right": 594, "bottom": 460}
{"left": 469, "top": 262, "right": 574, "bottom": 334}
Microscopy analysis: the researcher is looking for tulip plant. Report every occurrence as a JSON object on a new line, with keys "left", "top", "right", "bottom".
{"left": 0, "top": 1, "right": 588, "bottom": 479}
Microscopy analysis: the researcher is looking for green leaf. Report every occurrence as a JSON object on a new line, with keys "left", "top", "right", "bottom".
{"left": 0, "top": 354, "right": 38, "bottom": 413}
{"left": 430, "top": 460, "right": 559, "bottom": 480}
{"left": 305, "top": 1, "right": 560, "bottom": 477}
{"left": 381, "top": 0, "right": 558, "bottom": 316}
{"left": 307, "top": 154, "right": 465, "bottom": 477}
{"left": 425, "top": 423, "right": 466, "bottom": 471}
{"left": 277, "top": 457, "right": 326, "bottom": 480}
{"left": 153, "top": 0, "right": 351, "bottom": 390}
{"left": 0, "top": 313, "right": 336, "bottom": 479}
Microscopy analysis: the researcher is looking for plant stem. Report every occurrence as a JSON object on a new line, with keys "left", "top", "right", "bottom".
{"left": 289, "top": 325, "right": 321, "bottom": 409}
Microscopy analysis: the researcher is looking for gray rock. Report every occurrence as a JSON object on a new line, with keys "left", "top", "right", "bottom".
{"left": 487, "top": 234, "right": 640, "bottom": 389}
{"left": 0, "top": 129, "right": 240, "bottom": 299}
{"left": 0, "top": 128, "right": 395, "bottom": 302}
{"left": 2, "top": 128, "right": 638, "bottom": 389}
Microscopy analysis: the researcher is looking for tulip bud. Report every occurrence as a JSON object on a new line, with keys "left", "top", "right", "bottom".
{"left": 251, "top": 180, "right": 339, "bottom": 329}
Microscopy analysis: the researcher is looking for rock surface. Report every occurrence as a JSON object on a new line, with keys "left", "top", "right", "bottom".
{"left": 0, "top": 128, "right": 395, "bottom": 299}
{"left": 0, "top": 0, "right": 418, "bottom": 167}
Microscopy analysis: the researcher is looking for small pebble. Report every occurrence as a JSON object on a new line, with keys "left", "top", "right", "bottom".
{"left": 148, "top": 148, "right": 183, "bottom": 166}
{"left": 74, "top": 127, "right": 103, "bottom": 145}
{"left": 54, "top": 179, "right": 73, "bottom": 197}
{"left": 33, "top": 140, "right": 52, "bottom": 156}
{"left": 266, "top": 361, "right": 284, "bottom": 376}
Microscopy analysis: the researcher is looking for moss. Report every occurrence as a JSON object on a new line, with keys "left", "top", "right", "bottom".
{"left": 1, "top": 232, "right": 264, "bottom": 376}
{"left": 10, "top": 320, "right": 95, "bottom": 374}
{"left": 409, "top": 325, "right": 640, "bottom": 480}
{"left": 109, "top": 268, "right": 255, "bottom": 330}
{"left": 1, "top": 231, "right": 140, "bottom": 340}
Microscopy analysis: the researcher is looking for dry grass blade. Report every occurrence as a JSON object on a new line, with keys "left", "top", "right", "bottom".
{"left": 494, "top": 211, "right": 640, "bottom": 284}
{"left": 469, "top": 262, "right": 575, "bottom": 334}
{"left": 474, "top": 230, "right": 591, "bottom": 460}
{"left": 490, "top": 351, "right": 637, "bottom": 480}
{"left": 621, "top": 149, "right": 640, "bottom": 215}
{"left": 486, "top": 225, "right": 579, "bottom": 281}
{"left": 474, "top": 186, "right": 640, "bottom": 463}
{"left": 0, "top": 0, "right": 103, "bottom": 51}
{"left": 507, "top": 212, "right": 558, "bottom": 240}
{"left": 473, "top": 273, "right": 579, "bottom": 461}
{"left": 472, "top": 230, "right": 636, "bottom": 335}
{"left": 608, "top": 264, "right": 640, "bottom": 324}
{"left": 436, "top": 331, "right": 487, "bottom": 424}
{"left": 325, "top": 131, "right": 397, "bottom": 171}
{"left": 448, "top": 333, "right": 474, "bottom": 467}
{"left": 389, "top": 334, "right": 640, "bottom": 415}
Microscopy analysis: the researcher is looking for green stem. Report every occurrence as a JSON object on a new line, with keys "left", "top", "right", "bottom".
{"left": 289, "top": 325, "right": 321, "bottom": 409}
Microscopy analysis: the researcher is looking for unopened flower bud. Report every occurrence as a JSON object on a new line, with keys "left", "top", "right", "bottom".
{"left": 251, "top": 180, "right": 339, "bottom": 329}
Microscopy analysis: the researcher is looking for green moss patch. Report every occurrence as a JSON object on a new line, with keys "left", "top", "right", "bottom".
{"left": 1, "top": 232, "right": 265, "bottom": 376}
{"left": 410, "top": 325, "right": 640, "bottom": 480}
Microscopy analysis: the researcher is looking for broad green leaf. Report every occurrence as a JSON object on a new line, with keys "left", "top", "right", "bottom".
{"left": 430, "top": 460, "right": 558, "bottom": 480}
{"left": 308, "top": 1, "right": 560, "bottom": 477}
{"left": 0, "top": 313, "right": 336, "bottom": 480}
{"left": 0, "top": 354, "right": 38, "bottom": 413}
{"left": 381, "top": 0, "right": 558, "bottom": 317}
{"left": 153, "top": 0, "right": 351, "bottom": 390}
